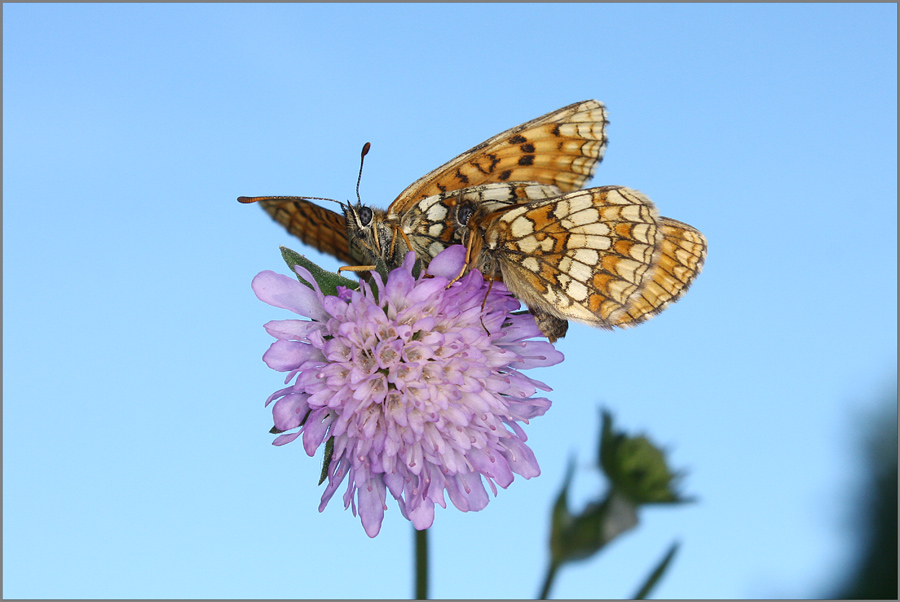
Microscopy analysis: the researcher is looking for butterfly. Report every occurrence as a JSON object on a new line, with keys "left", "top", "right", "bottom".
{"left": 239, "top": 99, "right": 609, "bottom": 272}
{"left": 451, "top": 185, "right": 707, "bottom": 341}
{"left": 240, "top": 100, "right": 705, "bottom": 340}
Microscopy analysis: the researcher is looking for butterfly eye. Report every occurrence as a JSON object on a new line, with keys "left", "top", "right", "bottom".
{"left": 358, "top": 206, "right": 374, "bottom": 226}
{"left": 457, "top": 202, "right": 475, "bottom": 226}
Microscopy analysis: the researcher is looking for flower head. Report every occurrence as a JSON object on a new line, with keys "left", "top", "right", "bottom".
{"left": 252, "top": 246, "right": 563, "bottom": 537}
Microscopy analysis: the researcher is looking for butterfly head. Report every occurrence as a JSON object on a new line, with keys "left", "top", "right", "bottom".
{"left": 342, "top": 202, "right": 407, "bottom": 269}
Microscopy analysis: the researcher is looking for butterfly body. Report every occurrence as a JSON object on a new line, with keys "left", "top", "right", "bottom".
{"left": 392, "top": 182, "right": 564, "bottom": 262}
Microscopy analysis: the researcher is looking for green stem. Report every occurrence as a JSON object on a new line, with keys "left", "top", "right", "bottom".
{"left": 414, "top": 527, "right": 429, "bottom": 599}
{"left": 537, "top": 561, "right": 559, "bottom": 600}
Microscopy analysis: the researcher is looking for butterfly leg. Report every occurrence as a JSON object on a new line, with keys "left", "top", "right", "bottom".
{"left": 447, "top": 235, "right": 478, "bottom": 286}
{"left": 477, "top": 278, "right": 498, "bottom": 336}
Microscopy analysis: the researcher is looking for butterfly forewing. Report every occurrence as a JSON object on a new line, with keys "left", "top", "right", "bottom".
{"left": 388, "top": 100, "right": 609, "bottom": 214}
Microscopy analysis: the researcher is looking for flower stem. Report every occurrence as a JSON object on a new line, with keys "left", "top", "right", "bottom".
{"left": 538, "top": 561, "right": 559, "bottom": 599}
{"left": 415, "top": 527, "right": 429, "bottom": 599}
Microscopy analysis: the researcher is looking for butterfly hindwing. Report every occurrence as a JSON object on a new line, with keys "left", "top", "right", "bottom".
{"left": 463, "top": 186, "right": 706, "bottom": 336}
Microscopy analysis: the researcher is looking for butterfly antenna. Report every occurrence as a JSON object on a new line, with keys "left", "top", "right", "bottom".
{"left": 356, "top": 142, "right": 371, "bottom": 204}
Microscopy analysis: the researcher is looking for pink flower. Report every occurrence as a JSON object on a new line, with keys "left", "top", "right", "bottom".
{"left": 252, "top": 246, "right": 563, "bottom": 537}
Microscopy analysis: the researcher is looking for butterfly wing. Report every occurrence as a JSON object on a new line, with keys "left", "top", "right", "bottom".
{"left": 238, "top": 196, "right": 355, "bottom": 264}
{"left": 610, "top": 217, "right": 707, "bottom": 327}
{"left": 399, "top": 182, "right": 563, "bottom": 261}
{"left": 484, "top": 186, "right": 705, "bottom": 331}
{"left": 388, "top": 100, "right": 609, "bottom": 216}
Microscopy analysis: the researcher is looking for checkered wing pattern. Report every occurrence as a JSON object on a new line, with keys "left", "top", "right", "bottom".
{"left": 613, "top": 217, "right": 707, "bottom": 326}
{"left": 398, "top": 182, "right": 564, "bottom": 261}
{"left": 471, "top": 186, "right": 706, "bottom": 336}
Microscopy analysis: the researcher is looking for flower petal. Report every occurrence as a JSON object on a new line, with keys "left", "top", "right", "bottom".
{"left": 263, "top": 319, "right": 322, "bottom": 341}
{"left": 252, "top": 270, "right": 327, "bottom": 321}
{"left": 358, "top": 477, "right": 386, "bottom": 538}
{"left": 262, "top": 339, "right": 321, "bottom": 372}
{"left": 427, "top": 245, "right": 467, "bottom": 279}
{"left": 272, "top": 394, "right": 310, "bottom": 431}
{"left": 406, "top": 500, "right": 436, "bottom": 531}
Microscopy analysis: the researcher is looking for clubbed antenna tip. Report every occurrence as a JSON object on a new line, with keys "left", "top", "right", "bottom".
{"left": 356, "top": 142, "right": 371, "bottom": 204}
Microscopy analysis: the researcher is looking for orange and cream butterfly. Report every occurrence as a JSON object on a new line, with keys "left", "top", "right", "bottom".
{"left": 239, "top": 99, "right": 609, "bottom": 271}
{"left": 450, "top": 186, "right": 707, "bottom": 341}
{"left": 240, "top": 100, "right": 706, "bottom": 340}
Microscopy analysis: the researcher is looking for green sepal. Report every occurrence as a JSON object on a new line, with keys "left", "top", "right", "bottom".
{"left": 410, "top": 256, "right": 423, "bottom": 279}
{"left": 279, "top": 246, "right": 359, "bottom": 296}
{"left": 319, "top": 436, "right": 334, "bottom": 486}
{"left": 599, "top": 409, "right": 693, "bottom": 505}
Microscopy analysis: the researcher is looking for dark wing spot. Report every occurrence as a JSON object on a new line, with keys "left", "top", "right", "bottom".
{"left": 436, "top": 183, "right": 447, "bottom": 192}
{"left": 498, "top": 170, "right": 512, "bottom": 180}
{"left": 518, "top": 155, "right": 535, "bottom": 166}
{"left": 473, "top": 153, "right": 501, "bottom": 175}
{"left": 454, "top": 169, "right": 470, "bottom": 184}
{"left": 551, "top": 124, "right": 561, "bottom": 136}
{"left": 520, "top": 143, "right": 535, "bottom": 153}
{"left": 508, "top": 134, "right": 527, "bottom": 144}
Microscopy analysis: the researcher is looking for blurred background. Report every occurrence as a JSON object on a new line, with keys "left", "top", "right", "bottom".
{"left": 3, "top": 4, "right": 896, "bottom": 599}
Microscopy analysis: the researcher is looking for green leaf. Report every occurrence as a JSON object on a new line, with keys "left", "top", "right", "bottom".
{"left": 280, "top": 246, "right": 359, "bottom": 296}
{"left": 318, "top": 436, "right": 335, "bottom": 486}
{"left": 549, "top": 455, "right": 607, "bottom": 566}
{"left": 549, "top": 455, "right": 577, "bottom": 564}
{"left": 631, "top": 541, "right": 681, "bottom": 600}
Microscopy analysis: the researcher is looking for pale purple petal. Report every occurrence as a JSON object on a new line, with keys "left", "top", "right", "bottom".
{"left": 406, "top": 500, "right": 436, "bottom": 530}
{"left": 427, "top": 245, "right": 467, "bottom": 278}
{"left": 509, "top": 341, "right": 565, "bottom": 369}
{"left": 272, "top": 431, "right": 302, "bottom": 446}
{"left": 272, "top": 394, "right": 309, "bottom": 431}
{"left": 262, "top": 339, "right": 322, "bottom": 371}
{"left": 358, "top": 478, "right": 387, "bottom": 537}
{"left": 252, "top": 270, "right": 327, "bottom": 321}
{"left": 263, "top": 319, "right": 322, "bottom": 341}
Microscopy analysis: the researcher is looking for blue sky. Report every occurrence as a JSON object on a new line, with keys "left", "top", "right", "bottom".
{"left": 3, "top": 3, "right": 896, "bottom": 599}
